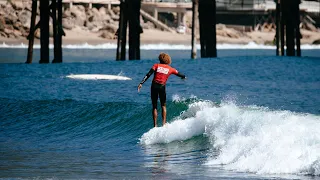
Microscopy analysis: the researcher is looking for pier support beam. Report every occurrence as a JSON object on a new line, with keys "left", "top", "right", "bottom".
{"left": 275, "top": 0, "right": 281, "bottom": 56}
{"left": 39, "top": 0, "right": 50, "bottom": 63}
{"left": 198, "top": 0, "right": 217, "bottom": 58}
{"left": 276, "top": 0, "right": 301, "bottom": 56}
{"left": 52, "top": 0, "right": 58, "bottom": 63}
{"left": 284, "top": 0, "right": 295, "bottom": 56}
{"left": 177, "top": 12, "right": 186, "bottom": 26}
{"left": 52, "top": 0, "right": 63, "bottom": 63}
{"left": 116, "top": 0, "right": 128, "bottom": 60}
{"left": 154, "top": 8, "right": 158, "bottom": 20}
{"left": 27, "top": 0, "right": 64, "bottom": 63}
{"left": 294, "top": 0, "right": 301, "bottom": 57}
{"left": 177, "top": 12, "right": 182, "bottom": 26}
{"left": 191, "top": 0, "right": 198, "bottom": 59}
{"left": 58, "top": 0, "right": 63, "bottom": 61}
{"left": 26, "top": 0, "right": 37, "bottom": 64}
{"left": 128, "top": 0, "right": 141, "bottom": 60}
{"left": 280, "top": 0, "right": 285, "bottom": 56}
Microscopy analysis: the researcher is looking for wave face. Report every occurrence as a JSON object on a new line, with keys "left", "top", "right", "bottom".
{"left": 1, "top": 42, "right": 320, "bottom": 49}
{"left": 140, "top": 96, "right": 320, "bottom": 176}
{"left": 1, "top": 94, "right": 320, "bottom": 178}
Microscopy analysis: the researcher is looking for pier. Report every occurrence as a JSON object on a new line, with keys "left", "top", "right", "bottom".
{"left": 63, "top": 0, "right": 119, "bottom": 9}
{"left": 22, "top": 0, "right": 320, "bottom": 62}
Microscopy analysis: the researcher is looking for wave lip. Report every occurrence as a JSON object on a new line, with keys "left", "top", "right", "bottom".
{"left": 66, "top": 74, "right": 132, "bottom": 80}
{"left": 139, "top": 118, "right": 206, "bottom": 145}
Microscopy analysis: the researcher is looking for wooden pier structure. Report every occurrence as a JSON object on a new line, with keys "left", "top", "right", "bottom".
{"left": 24, "top": 0, "right": 318, "bottom": 63}
{"left": 116, "top": 0, "right": 306, "bottom": 59}
{"left": 26, "top": 0, "right": 64, "bottom": 63}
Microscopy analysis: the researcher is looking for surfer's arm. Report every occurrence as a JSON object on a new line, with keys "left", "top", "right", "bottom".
{"left": 176, "top": 72, "right": 186, "bottom": 79}
{"left": 140, "top": 69, "right": 154, "bottom": 84}
{"left": 138, "top": 69, "right": 154, "bottom": 92}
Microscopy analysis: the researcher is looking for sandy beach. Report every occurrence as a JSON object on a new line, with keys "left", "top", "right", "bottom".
{"left": 1, "top": 27, "right": 320, "bottom": 46}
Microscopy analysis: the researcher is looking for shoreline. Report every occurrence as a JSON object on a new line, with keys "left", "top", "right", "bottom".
{"left": 1, "top": 41, "right": 320, "bottom": 51}
{"left": 1, "top": 29, "right": 320, "bottom": 49}
{"left": 1, "top": 30, "right": 319, "bottom": 47}
{"left": 1, "top": 39, "right": 320, "bottom": 48}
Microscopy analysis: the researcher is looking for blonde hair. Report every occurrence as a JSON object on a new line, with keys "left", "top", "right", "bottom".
{"left": 158, "top": 52, "right": 171, "bottom": 64}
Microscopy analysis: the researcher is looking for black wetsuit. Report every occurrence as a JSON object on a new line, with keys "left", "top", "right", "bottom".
{"left": 140, "top": 67, "right": 185, "bottom": 109}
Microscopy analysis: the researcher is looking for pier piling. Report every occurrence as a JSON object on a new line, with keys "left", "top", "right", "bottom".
{"left": 198, "top": 0, "right": 217, "bottom": 58}
{"left": 57, "top": 0, "right": 63, "bottom": 61}
{"left": 294, "top": 0, "right": 301, "bottom": 57}
{"left": 191, "top": 0, "right": 198, "bottom": 59}
{"left": 276, "top": 0, "right": 301, "bottom": 57}
{"left": 26, "top": 0, "right": 37, "bottom": 64}
{"left": 128, "top": 0, "right": 141, "bottom": 60}
{"left": 27, "top": 0, "right": 63, "bottom": 63}
{"left": 52, "top": 0, "right": 58, "bottom": 62}
{"left": 116, "top": 0, "right": 141, "bottom": 60}
{"left": 280, "top": 0, "right": 285, "bottom": 56}
{"left": 116, "top": 0, "right": 128, "bottom": 61}
{"left": 39, "top": 0, "right": 50, "bottom": 63}
{"left": 52, "top": 0, "right": 63, "bottom": 63}
{"left": 275, "top": 0, "right": 281, "bottom": 56}
{"left": 285, "top": 0, "right": 295, "bottom": 56}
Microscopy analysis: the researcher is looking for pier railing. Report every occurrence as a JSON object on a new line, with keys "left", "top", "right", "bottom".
{"left": 62, "top": 0, "right": 119, "bottom": 4}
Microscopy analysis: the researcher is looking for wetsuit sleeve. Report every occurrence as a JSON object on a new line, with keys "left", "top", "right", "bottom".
{"left": 176, "top": 72, "right": 186, "bottom": 79}
{"left": 171, "top": 67, "right": 185, "bottom": 79}
{"left": 139, "top": 68, "right": 154, "bottom": 84}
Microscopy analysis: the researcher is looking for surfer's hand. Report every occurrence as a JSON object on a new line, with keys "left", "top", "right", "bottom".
{"left": 181, "top": 76, "right": 186, "bottom": 80}
{"left": 138, "top": 84, "right": 142, "bottom": 92}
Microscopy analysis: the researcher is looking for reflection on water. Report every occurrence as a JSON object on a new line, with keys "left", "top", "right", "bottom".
{"left": 141, "top": 135, "right": 210, "bottom": 177}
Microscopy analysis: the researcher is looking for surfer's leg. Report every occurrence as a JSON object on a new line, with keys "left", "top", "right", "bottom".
{"left": 152, "top": 107, "right": 157, "bottom": 127}
{"left": 151, "top": 100, "right": 158, "bottom": 127}
{"left": 161, "top": 105, "right": 166, "bottom": 125}
{"left": 151, "top": 84, "right": 159, "bottom": 127}
{"left": 159, "top": 85, "right": 166, "bottom": 126}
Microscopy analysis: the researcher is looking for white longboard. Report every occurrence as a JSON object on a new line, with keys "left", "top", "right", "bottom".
{"left": 66, "top": 74, "right": 132, "bottom": 80}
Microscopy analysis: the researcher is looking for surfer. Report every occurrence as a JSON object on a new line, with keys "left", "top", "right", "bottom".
{"left": 138, "top": 53, "right": 186, "bottom": 127}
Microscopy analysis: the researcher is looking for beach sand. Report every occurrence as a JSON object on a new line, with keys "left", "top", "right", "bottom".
{"left": 0, "top": 28, "right": 319, "bottom": 46}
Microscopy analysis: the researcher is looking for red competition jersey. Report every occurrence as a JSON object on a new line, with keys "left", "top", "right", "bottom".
{"left": 152, "top": 63, "right": 178, "bottom": 85}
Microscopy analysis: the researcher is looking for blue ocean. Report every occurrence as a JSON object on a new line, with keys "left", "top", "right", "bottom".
{"left": 0, "top": 43, "right": 320, "bottom": 180}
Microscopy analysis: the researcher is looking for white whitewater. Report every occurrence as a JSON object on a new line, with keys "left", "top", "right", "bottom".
{"left": 139, "top": 96, "right": 320, "bottom": 176}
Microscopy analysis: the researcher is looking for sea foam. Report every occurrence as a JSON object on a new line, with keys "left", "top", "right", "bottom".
{"left": 139, "top": 97, "right": 320, "bottom": 176}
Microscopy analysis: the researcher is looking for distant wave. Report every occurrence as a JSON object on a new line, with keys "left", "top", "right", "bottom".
{"left": 140, "top": 96, "right": 320, "bottom": 176}
{"left": 1, "top": 42, "right": 320, "bottom": 50}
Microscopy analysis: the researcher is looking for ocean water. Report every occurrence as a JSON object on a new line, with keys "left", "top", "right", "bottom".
{"left": 0, "top": 43, "right": 320, "bottom": 180}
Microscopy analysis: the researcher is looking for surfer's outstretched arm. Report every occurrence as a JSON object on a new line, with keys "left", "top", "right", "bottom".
{"left": 138, "top": 69, "right": 154, "bottom": 92}
{"left": 176, "top": 72, "right": 186, "bottom": 79}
